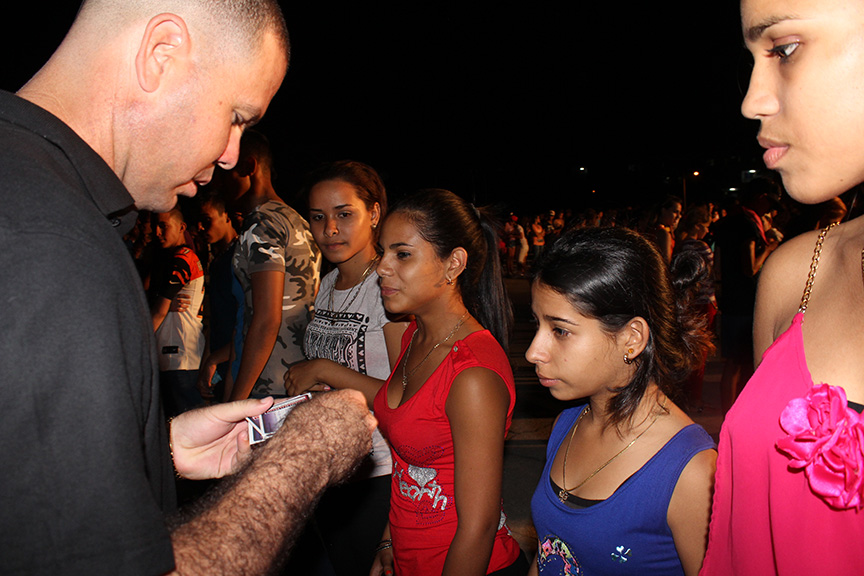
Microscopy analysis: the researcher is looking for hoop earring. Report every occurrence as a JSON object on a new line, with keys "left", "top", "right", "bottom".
{"left": 623, "top": 348, "right": 635, "bottom": 365}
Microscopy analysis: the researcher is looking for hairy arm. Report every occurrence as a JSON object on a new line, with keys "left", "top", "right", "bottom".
{"left": 667, "top": 448, "right": 717, "bottom": 576}
{"left": 168, "top": 389, "right": 376, "bottom": 575}
{"left": 443, "top": 367, "right": 511, "bottom": 576}
{"left": 230, "top": 270, "right": 284, "bottom": 400}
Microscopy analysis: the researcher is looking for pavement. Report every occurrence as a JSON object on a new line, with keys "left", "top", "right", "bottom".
{"left": 500, "top": 277, "right": 726, "bottom": 557}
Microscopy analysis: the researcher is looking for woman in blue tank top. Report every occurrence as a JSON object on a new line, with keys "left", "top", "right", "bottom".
{"left": 525, "top": 227, "right": 716, "bottom": 575}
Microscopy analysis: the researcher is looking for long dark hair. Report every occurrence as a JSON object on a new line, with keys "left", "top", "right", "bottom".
{"left": 534, "top": 226, "right": 712, "bottom": 428}
{"left": 390, "top": 189, "right": 513, "bottom": 351}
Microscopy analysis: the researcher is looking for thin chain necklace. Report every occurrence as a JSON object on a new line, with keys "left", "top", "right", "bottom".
{"left": 558, "top": 396, "right": 667, "bottom": 504}
{"left": 402, "top": 311, "right": 469, "bottom": 390}
{"left": 327, "top": 255, "right": 379, "bottom": 323}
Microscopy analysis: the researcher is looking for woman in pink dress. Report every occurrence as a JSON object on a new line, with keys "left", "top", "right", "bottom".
{"left": 701, "top": 0, "right": 864, "bottom": 573}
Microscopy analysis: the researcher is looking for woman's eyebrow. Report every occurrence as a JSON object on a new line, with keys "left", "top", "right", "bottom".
{"left": 745, "top": 14, "right": 798, "bottom": 42}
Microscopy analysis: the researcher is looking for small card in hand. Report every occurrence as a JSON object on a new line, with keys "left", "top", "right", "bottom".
{"left": 247, "top": 393, "right": 312, "bottom": 444}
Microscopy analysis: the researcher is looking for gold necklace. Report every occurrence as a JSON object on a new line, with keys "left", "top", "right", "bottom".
{"left": 558, "top": 397, "right": 667, "bottom": 504}
{"left": 401, "top": 312, "right": 469, "bottom": 390}
{"left": 799, "top": 222, "right": 837, "bottom": 314}
{"left": 327, "top": 255, "right": 379, "bottom": 323}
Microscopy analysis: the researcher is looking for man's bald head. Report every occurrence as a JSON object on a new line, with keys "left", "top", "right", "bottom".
{"left": 18, "top": 0, "right": 289, "bottom": 214}
{"left": 74, "top": 0, "right": 289, "bottom": 65}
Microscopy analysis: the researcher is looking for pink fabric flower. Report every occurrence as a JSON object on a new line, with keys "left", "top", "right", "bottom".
{"left": 776, "top": 384, "right": 864, "bottom": 510}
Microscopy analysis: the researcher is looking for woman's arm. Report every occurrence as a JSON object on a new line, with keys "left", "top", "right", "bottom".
{"left": 284, "top": 320, "right": 409, "bottom": 406}
{"left": 656, "top": 229, "right": 673, "bottom": 264}
{"left": 526, "top": 553, "right": 539, "bottom": 576}
{"left": 443, "top": 366, "right": 511, "bottom": 576}
{"left": 285, "top": 359, "right": 385, "bottom": 407}
{"left": 667, "top": 448, "right": 717, "bottom": 576}
{"left": 369, "top": 523, "right": 394, "bottom": 576}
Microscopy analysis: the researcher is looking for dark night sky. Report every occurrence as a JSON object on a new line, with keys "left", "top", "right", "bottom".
{"left": 4, "top": 2, "right": 759, "bottom": 213}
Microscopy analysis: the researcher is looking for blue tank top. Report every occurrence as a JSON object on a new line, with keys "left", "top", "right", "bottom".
{"left": 531, "top": 405, "right": 715, "bottom": 575}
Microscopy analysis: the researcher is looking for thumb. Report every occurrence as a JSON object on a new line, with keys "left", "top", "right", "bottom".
{"left": 210, "top": 397, "right": 275, "bottom": 422}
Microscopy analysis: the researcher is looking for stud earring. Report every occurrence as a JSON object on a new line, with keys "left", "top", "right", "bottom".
{"left": 623, "top": 348, "right": 635, "bottom": 365}
{"left": 445, "top": 277, "right": 453, "bottom": 285}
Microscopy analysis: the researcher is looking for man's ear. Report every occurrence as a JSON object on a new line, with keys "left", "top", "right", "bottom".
{"left": 233, "top": 155, "right": 258, "bottom": 178}
{"left": 135, "top": 13, "right": 190, "bottom": 93}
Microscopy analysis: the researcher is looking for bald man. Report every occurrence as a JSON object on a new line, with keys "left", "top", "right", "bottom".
{"left": 0, "top": 1, "right": 375, "bottom": 574}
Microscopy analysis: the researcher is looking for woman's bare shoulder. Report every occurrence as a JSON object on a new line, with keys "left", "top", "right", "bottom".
{"left": 765, "top": 228, "right": 824, "bottom": 278}
{"left": 752, "top": 229, "right": 824, "bottom": 356}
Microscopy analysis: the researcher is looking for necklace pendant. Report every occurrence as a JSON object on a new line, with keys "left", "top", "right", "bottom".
{"left": 558, "top": 489, "right": 569, "bottom": 503}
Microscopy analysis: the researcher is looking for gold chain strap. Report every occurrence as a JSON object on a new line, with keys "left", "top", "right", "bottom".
{"left": 799, "top": 223, "right": 839, "bottom": 314}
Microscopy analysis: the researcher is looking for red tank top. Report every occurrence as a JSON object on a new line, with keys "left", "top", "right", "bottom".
{"left": 373, "top": 324, "right": 521, "bottom": 575}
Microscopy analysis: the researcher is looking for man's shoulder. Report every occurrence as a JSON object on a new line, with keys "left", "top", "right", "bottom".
{"left": 0, "top": 91, "right": 135, "bottom": 231}
{"left": 241, "top": 201, "right": 312, "bottom": 245}
{"left": 248, "top": 200, "right": 307, "bottom": 228}
{"left": 172, "top": 245, "right": 201, "bottom": 264}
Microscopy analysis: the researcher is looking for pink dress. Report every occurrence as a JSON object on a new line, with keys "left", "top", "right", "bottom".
{"left": 701, "top": 230, "right": 864, "bottom": 575}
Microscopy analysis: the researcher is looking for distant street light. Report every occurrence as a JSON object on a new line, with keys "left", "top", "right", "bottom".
{"left": 683, "top": 170, "right": 700, "bottom": 206}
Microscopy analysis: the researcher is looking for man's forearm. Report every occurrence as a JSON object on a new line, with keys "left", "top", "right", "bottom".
{"left": 151, "top": 297, "right": 171, "bottom": 332}
{"left": 230, "top": 321, "right": 278, "bottom": 400}
{"left": 169, "top": 392, "right": 373, "bottom": 575}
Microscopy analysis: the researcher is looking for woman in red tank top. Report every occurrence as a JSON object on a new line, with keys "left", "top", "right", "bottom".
{"left": 370, "top": 189, "right": 527, "bottom": 576}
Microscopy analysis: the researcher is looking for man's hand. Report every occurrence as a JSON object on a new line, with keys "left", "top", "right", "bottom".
{"left": 168, "top": 390, "right": 377, "bottom": 575}
{"left": 170, "top": 292, "right": 191, "bottom": 313}
{"left": 170, "top": 397, "right": 274, "bottom": 480}
{"left": 196, "top": 358, "right": 218, "bottom": 399}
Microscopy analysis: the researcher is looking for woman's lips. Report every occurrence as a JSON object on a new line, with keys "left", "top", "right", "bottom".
{"left": 763, "top": 145, "right": 789, "bottom": 169}
{"left": 758, "top": 136, "right": 789, "bottom": 170}
{"left": 322, "top": 242, "right": 347, "bottom": 251}
{"left": 536, "top": 374, "right": 557, "bottom": 387}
